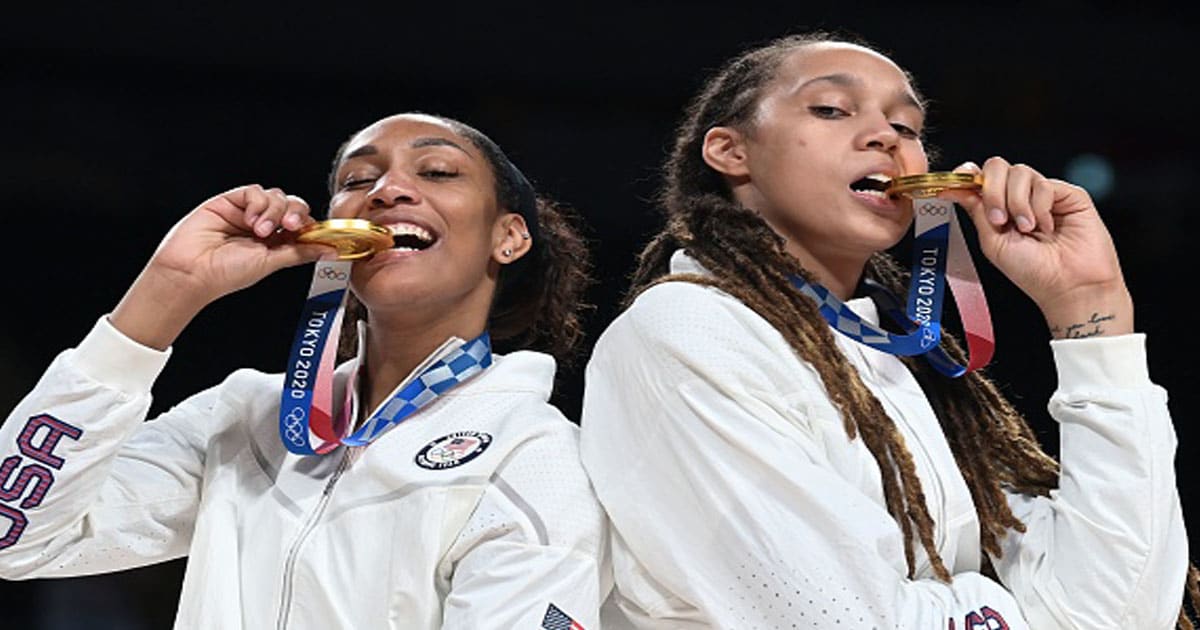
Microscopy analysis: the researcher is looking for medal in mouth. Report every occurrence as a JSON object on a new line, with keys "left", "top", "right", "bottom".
{"left": 795, "top": 169, "right": 995, "bottom": 377}
{"left": 297, "top": 219, "right": 394, "bottom": 259}
{"left": 887, "top": 172, "right": 982, "bottom": 199}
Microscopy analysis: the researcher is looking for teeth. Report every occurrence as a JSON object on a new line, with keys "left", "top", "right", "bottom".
{"left": 855, "top": 189, "right": 890, "bottom": 199}
{"left": 864, "top": 173, "right": 892, "bottom": 185}
{"left": 387, "top": 223, "right": 433, "bottom": 243}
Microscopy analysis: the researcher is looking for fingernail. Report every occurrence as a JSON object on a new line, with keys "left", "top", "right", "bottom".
{"left": 960, "top": 161, "right": 980, "bottom": 171}
{"left": 988, "top": 208, "right": 1007, "bottom": 225}
{"left": 257, "top": 220, "right": 274, "bottom": 236}
{"left": 1015, "top": 216, "right": 1034, "bottom": 232}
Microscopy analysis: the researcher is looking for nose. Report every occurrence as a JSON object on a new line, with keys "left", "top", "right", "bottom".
{"left": 367, "top": 172, "right": 421, "bottom": 209}
{"left": 857, "top": 112, "right": 900, "bottom": 153}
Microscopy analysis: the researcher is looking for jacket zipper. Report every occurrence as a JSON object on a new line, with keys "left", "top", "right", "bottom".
{"left": 275, "top": 449, "right": 352, "bottom": 630}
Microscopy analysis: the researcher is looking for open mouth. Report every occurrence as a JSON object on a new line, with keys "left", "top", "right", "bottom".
{"left": 388, "top": 223, "right": 437, "bottom": 252}
{"left": 849, "top": 173, "right": 894, "bottom": 199}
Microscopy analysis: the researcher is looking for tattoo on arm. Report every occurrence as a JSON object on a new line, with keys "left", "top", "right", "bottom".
{"left": 1050, "top": 312, "right": 1117, "bottom": 339}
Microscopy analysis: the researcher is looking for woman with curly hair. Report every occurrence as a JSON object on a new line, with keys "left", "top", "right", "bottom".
{"left": 0, "top": 113, "right": 607, "bottom": 629}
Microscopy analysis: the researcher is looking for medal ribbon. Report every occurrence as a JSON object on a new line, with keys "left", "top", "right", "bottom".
{"left": 789, "top": 198, "right": 994, "bottom": 377}
{"left": 279, "top": 260, "right": 493, "bottom": 455}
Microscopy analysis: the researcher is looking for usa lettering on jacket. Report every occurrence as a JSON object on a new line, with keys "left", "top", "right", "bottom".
{"left": 0, "top": 414, "right": 82, "bottom": 549}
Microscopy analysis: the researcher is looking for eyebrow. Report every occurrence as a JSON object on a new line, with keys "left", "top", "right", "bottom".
{"left": 796, "top": 73, "right": 925, "bottom": 113}
{"left": 340, "top": 136, "right": 472, "bottom": 163}
{"left": 341, "top": 144, "right": 378, "bottom": 162}
{"left": 411, "top": 136, "right": 471, "bottom": 154}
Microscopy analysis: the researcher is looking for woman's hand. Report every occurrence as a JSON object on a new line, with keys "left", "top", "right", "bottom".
{"left": 110, "top": 185, "right": 332, "bottom": 349}
{"left": 148, "top": 185, "right": 328, "bottom": 300}
{"left": 937, "top": 158, "right": 1134, "bottom": 339}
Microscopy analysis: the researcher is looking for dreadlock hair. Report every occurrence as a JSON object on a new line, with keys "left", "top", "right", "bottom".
{"left": 326, "top": 113, "right": 593, "bottom": 368}
{"left": 629, "top": 32, "right": 1199, "bottom": 627}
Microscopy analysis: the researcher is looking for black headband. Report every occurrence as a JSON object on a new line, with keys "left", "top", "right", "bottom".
{"left": 502, "top": 157, "right": 541, "bottom": 249}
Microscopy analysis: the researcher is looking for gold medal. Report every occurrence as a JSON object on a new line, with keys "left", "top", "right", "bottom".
{"left": 296, "top": 219, "right": 393, "bottom": 260}
{"left": 887, "top": 172, "right": 982, "bottom": 199}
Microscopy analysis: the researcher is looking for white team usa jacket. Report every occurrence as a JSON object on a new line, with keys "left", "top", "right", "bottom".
{"left": 0, "top": 316, "right": 608, "bottom": 629}
{"left": 582, "top": 250, "right": 1188, "bottom": 630}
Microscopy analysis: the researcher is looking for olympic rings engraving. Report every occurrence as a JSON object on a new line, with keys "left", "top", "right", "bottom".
{"left": 317, "top": 267, "right": 349, "bottom": 281}
{"left": 917, "top": 202, "right": 949, "bottom": 216}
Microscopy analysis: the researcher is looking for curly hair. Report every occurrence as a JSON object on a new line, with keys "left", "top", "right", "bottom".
{"left": 628, "top": 32, "right": 1199, "bottom": 627}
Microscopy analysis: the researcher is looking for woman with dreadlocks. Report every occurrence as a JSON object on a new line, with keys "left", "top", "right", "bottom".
{"left": 581, "top": 34, "right": 1194, "bottom": 629}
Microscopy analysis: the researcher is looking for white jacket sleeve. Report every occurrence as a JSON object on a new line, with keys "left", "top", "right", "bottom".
{"left": 0, "top": 316, "right": 210, "bottom": 579}
{"left": 991, "top": 335, "right": 1187, "bottom": 630}
{"left": 441, "top": 424, "right": 608, "bottom": 630}
{"left": 582, "top": 283, "right": 1032, "bottom": 629}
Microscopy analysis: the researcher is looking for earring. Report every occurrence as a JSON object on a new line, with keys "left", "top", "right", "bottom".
{"left": 502, "top": 248, "right": 513, "bottom": 257}
{"left": 521, "top": 232, "right": 531, "bottom": 240}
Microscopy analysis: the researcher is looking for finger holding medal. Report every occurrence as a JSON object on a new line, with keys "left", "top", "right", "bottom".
{"left": 936, "top": 158, "right": 1133, "bottom": 339}
{"left": 581, "top": 33, "right": 1194, "bottom": 630}
{"left": 0, "top": 112, "right": 607, "bottom": 630}
{"left": 110, "top": 183, "right": 333, "bottom": 351}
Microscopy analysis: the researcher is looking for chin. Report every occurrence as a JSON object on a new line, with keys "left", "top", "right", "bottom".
{"left": 853, "top": 228, "right": 910, "bottom": 256}
{"left": 875, "top": 211, "right": 914, "bottom": 240}
{"left": 352, "top": 273, "right": 439, "bottom": 309}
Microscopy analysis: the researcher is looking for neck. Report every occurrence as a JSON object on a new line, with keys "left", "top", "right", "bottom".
{"left": 359, "top": 304, "right": 489, "bottom": 416}
{"left": 782, "top": 239, "right": 868, "bottom": 300}
{"left": 731, "top": 185, "right": 869, "bottom": 300}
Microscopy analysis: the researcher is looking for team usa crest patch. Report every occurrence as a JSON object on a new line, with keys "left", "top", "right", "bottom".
{"left": 415, "top": 431, "right": 492, "bottom": 470}
{"left": 541, "top": 603, "right": 585, "bottom": 630}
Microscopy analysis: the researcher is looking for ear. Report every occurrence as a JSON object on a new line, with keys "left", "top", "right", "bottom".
{"left": 492, "top": 213, "right": 533, "bottom": 264}
{"left": 702, "top": 126, "right": 751, "bottom": 177}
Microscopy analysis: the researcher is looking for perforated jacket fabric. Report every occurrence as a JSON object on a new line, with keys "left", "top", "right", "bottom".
{"left": 582, "top": 250, "right": 1186, "bottom": 630}
{"left": 0, "top": 316, "right": 608, "bottom": 629}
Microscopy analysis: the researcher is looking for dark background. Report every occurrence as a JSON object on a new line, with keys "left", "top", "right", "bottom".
{"left": 1, "top": 2, "right": 1195, "bottom": 627}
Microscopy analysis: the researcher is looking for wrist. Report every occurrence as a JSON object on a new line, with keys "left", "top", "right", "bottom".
{"left": 1041, "top": 283, "right": 1134, "bottom": 340}
{"left": 109, "top": 264, "right": 212, "bottom": 350}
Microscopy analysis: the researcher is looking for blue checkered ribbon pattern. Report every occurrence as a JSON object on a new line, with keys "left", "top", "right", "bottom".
{"left": 789, "top": 197, "right": 970, "bottom": 377}
{"left": 279, "top": 260, "right": 496, "bottom": 454}
{"left": 541, "top": 603, "right": 585, "bottom": 630}
{"left": 341, "top": 334, "right": 493, "bottom": 446}
{"left": 790, "top": 276, "right": 940, "bottom": 356}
